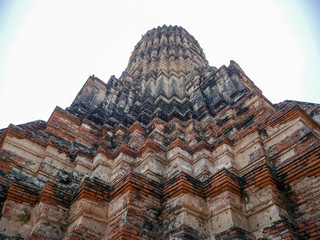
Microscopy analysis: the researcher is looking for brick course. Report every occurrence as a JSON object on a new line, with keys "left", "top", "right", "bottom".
{"left": 0, "top": 25, "right": 319, "bottom": 239}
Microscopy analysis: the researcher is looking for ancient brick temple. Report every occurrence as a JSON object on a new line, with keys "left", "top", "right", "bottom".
{"left": 1, "top": 25, "right": 320, "bottom": 240}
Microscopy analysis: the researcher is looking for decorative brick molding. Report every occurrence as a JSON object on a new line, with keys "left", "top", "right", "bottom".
{"left": 0, "top": 25, "right": 319, "bottom": 239}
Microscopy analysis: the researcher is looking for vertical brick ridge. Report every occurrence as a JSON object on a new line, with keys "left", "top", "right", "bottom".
{"left": 65, "top": 227, "right": 102, "bottom": 240}
{"left": 163, "top": 171, "right": 204, "bottom": 199}
{"left": 110, "top": 171, "right": 163, "bottom": 200}
{"left": 262, "top": 218, "right": 300, "bottom": 240}
{"left": 6, "top": 181, "right": 40, "bottom": 205}
{"left": 161, "top": 224, "right": 207, "bottom": 240}
{"left": 72, "top": 177, "right": 110, "bottom": 203}
{"left": 277, "top": 146, "right": 320, "bottom": 239}
{"left": 214, "top": 225, "right": 256, "bottom": 240}
{"left": 38, "top": 181, "right": 73, "bottom": 208}
{"left": 25, "top": 232, "right": 53, "bottom": 240}
{"left": 242, "top": 164, "right": 279, "bottom": 190}
{"left": 0, "top": 174, "right": 11, "bottom": 213}
{"left": 204, "top": 168, "right": 241, "bottom": 198}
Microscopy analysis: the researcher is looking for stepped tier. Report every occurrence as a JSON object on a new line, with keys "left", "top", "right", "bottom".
{"left": 1, "top": 25, "right": 320, "bottom": 239}
{"left": 67, "top": 26, "right": 260, "bottom": 127}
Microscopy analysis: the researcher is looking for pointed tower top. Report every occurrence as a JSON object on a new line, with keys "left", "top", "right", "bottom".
{"left": 125, "top": 25, "right": 209, "bottom": 79}
{"left": 67, "top": 26, "right": 261, "bottom": 127}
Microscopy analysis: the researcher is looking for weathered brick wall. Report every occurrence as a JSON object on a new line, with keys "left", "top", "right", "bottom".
{"left": 278, "top": 147, "right": 320, "bottom": 239}
{"left": 1, "top": 25, "right": 320, "bottom": 239}
{"left": 263, "top": 219, "right": 299, "bottom": 240}
{"left": 214, "top": 225, "right": 256, "bottom": 240}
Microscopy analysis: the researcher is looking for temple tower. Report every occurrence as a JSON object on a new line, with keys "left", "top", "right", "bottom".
{"left": 0, "top": 25, "right": 320, "bottom": 239}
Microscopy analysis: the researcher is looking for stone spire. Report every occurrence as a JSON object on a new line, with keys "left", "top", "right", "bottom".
{"left": 67, "top": 25, "right": 260, "bottom": 127}
{"left": 125, "top": 25, "right": 209, "bottom": 79}
{"left": 1, "top": 26, "right": 320, "bottom": 240}
{"left": 124, "top": 25, "right": 209, "bottom": 100}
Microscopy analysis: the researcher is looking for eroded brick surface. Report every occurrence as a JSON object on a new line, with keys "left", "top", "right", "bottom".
{"left": 0, "top": 25, "right": 320, "bottom": 239}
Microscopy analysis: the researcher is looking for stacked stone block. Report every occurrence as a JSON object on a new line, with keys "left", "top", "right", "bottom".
{"left": 0, "top": 25, "right": 320, "bottom": 239}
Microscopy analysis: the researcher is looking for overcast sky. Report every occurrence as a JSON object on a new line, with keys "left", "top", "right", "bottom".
{"left": 0, "top": 0, "right": 319, "bottom": 129}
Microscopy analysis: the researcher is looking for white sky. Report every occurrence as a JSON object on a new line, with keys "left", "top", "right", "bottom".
{"left": 0, "top": 0, "right": 319, "bottom": 129}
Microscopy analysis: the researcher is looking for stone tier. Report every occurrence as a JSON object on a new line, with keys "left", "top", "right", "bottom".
{"left": 1, "top": 25, "right": 320, "bottom": 239}
{"left": 0, "top": 92, "right": 320, "bottom": 239}
{"left": 67, "top": 26, "right": 260, "bottom": 128}
{"left": 1, "top": 150, "right": 320, "bottom": 239}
